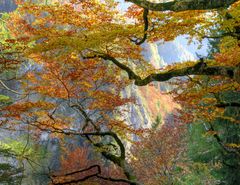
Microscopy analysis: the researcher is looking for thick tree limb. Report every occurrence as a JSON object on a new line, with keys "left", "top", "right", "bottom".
{"left": 126, "top": 0, "right": 238, "bottom": 12}
{"left": 51, "top": 165, "right": 100, "bottom": 185}
{"left": 51, "top": 164, "right": 136, "bottom": 185}
{"left": 52, "top": 173, "right": 99, "bottom": 185}
{"left": 31, "top": 121, "right": 139, "bottom": 184}
{"left": 99, "top": 54, "right": 236, "bottom": 86}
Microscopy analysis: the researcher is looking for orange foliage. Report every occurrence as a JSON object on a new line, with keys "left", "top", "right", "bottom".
{"left": 131, "top": 122, "right": 186, "bottom": 185}
{"left": 52, "top": 146, "right": 127, "bottom": 185}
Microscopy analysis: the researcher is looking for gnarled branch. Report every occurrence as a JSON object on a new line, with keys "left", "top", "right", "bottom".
{"left": 93, "top": 54, "right": 236, "bottom": 86}
{"left": 126, "top": 0, "right": 238, "bottom": 12}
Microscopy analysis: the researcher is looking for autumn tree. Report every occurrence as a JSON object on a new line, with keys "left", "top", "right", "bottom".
{"left": 1, "top": 0, "right": 240, "bottom": 184}
{"left": 131, "top": 120, "right": 186, "bottom": 185}
{"left": 2, "top": 2, "right": 143, "bottom": 182}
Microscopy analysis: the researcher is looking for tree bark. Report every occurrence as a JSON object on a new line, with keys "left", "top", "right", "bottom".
{"left": 99, "top": 54, "right": 236, "bottom": 86}
{"left": 126, "top": 0, "right": 238, "bottom": 12}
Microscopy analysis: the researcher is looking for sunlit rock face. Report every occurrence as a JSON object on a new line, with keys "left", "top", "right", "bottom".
{"left": 144, "top": 40, "right": 196, "bottom": 67}
{"left": 125, "top": 84, "right": 178, "bottom": 128}
{"left": 124, "top": 39, "right": 197, "bottom": 129}
{"left": 156, "top": 40, "right": 196, "bottom": 64}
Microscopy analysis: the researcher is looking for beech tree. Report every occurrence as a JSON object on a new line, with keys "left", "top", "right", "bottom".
{"left": 0, "top": 0, "right": 239, "bottom": 184}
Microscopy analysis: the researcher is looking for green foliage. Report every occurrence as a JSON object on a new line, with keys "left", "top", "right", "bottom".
{"left": 0, "top": 136, "right": 51, "bottom": 185}
{"left": 0, "top": 163, "right": 23, "bottom": 185}
{"left": 151, "top": 114, "right": 162, "bottom": 130}
{"left": 1, "top": 139, "right": 35, "bottom": 161}
{"left": 214, "top": 92, "right": 240, "bottom": 185}
{"left": 2, "top": 136, "right": 50, "bottom": 161}
{"left": 0, "top": 12, "right": 20, "bottom": 79}
{"left": 180, "top": 90, "right": 240, "bottom": 185}
{"left": 0, "top": 13, "right": 11, "bottom": 41}
{"left": 176, "top": 163, "right": 218, "bottom": 185}
{"left": 0, "top": 95, "right": 12, "bottom": 107}
{"left": 187, "top": 123, "right": 221, "bottom": 163}
{"left": 0, "top": 94, "right": 11, "bottom": 102}
{"left": 0, "top": 140, "right": 24, "bottom": 185}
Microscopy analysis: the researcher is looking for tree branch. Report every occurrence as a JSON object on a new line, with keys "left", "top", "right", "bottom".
{"left": 126, "top": 0, "right": 238, "bottom": 12}
{"left": 30, "top": 120, "right": 138, "bottom": 184}
{"left": 0, "top": 80, "right": 23, "bottom": 95}
{"left": 131, "top": 8, "right": 149, "bottom": 45}
{"left": 70, "top": 104, "right": 100, "bottom": 131}
{"left": 51, "top": 164, "right": 100, "bottom": 178}
{"left": 97, "top": 54, "right": 236, "bottom": 86}
{"left": 52, "top": 173, "right": 99, "bottom": 185}
{"left": 51, "top": 164, "right": 136, "bottom": 185}
{"left": 215, "top": 102, "right": 240, "bottom": 108}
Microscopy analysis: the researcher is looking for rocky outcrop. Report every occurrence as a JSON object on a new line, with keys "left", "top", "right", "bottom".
{"left": 123, "top": 39, "right": 197, "bottom": 129}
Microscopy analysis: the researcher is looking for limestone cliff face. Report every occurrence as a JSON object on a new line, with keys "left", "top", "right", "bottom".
{"left": 155, "top": 40, "right": 196, "bottom": 64}
{"left": 124, "top": 40, "right": 196, "bottom": 128}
